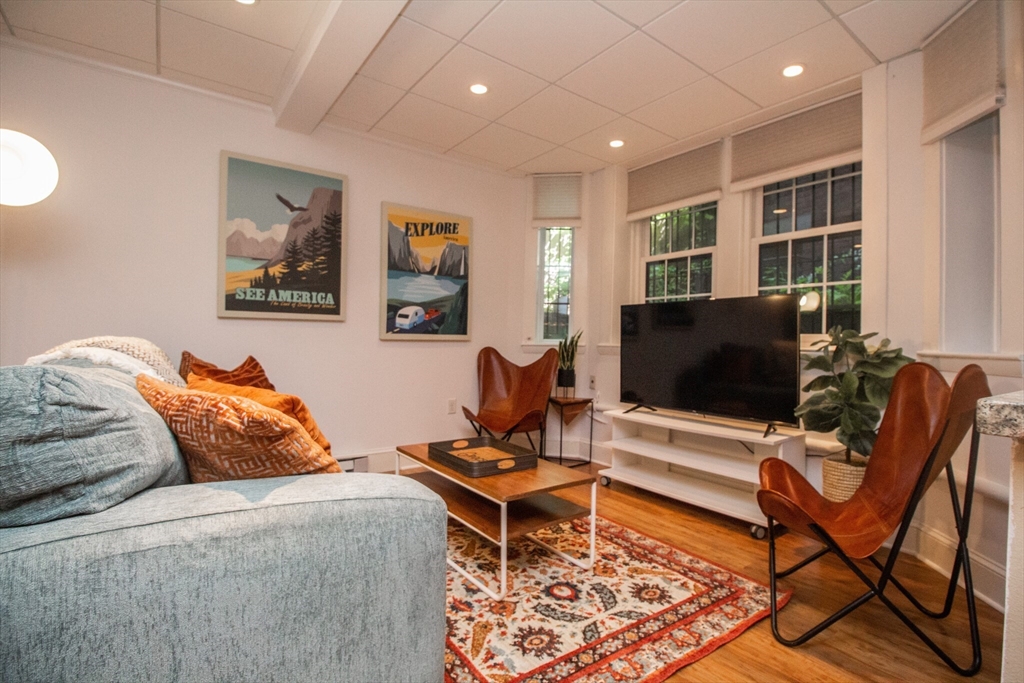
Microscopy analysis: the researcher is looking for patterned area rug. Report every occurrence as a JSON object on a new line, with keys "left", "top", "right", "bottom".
{"left": 445, "top": 517, "right": 786, "bottom": 683}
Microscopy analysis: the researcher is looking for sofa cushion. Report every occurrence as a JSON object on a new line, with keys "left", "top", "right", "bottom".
{"left": 187, "top": 375, "right": 332, "bottom": 455}
{"left": 137, "top": 374, "right": 340, "bottom": 483}
{"left": 180, "top": 351, "right": 275, "bottom": 390}
{"left": 0, "top": 364, "right": 189, "bottom": 528}
{"left": 44, "top": 336, "right": 184, "bottom": 386}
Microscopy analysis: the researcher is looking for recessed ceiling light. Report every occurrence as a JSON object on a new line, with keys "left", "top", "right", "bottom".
{"left": 782, "top": 64, "right": 804, "bottom": 78}
{"left": 609, "top": 140, "right": 624, "bottom": 148}
{"left": 772, "top": 208, "right": 788, "bottom": 214}
{"left": 470, "top": 84, "right": 488, "bottom": 95}
{"left": 236, "top": 0, "right": 257, "bottom": 5}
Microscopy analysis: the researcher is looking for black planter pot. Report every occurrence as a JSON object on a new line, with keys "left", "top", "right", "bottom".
{"left": 557, "top": 368, "right": 576, "bottom": 388}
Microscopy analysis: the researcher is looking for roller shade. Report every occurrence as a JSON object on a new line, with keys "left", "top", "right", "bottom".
{"left": 921, "top": 0, "right": 1004, "bottom": 144}
{"left": 533, "top": 174, "right": 581, "bottom": 221}
{"left": 731, "top": 95, "right": 862, "bottom": 188}
{"left": 627, "top": 141, "right": 722, "bottom": 216}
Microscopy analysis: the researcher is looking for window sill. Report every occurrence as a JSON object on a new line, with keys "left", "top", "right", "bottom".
{"left": 521, "top": 342, "right": 587, "bottom": 355}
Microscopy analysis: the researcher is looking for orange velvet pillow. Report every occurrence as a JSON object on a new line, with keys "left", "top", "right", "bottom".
{"left": 187, "top": 374, "right": 332, "bottom": 456}
{"left": 179, "top": 351, "right": 275, "bottom": 390}
{"left": 137, "top": 375, "right": 340, "bottom": 483}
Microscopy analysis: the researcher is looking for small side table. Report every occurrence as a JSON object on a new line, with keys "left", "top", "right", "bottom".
{"left": 547, "top": 397, "right": 594, "bottom": 468}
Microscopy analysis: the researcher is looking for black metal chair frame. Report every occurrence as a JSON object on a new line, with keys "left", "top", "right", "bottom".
{"left": 466, "top": 407, "right": 549, "bottom": 458}
{"left": 766, "top": 424, "right": 983, "bottom": 677}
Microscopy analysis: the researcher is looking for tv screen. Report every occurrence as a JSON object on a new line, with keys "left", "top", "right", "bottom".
{"left": 620, "top": 295, "right": 801, "bottom": 426}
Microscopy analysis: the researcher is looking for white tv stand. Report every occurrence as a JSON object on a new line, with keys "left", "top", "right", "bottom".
{"left": 599, "top": 408, "right": 806, "bottom": 538}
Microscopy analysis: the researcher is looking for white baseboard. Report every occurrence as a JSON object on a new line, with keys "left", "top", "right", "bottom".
{"left": 906, "top": 523, "right": 1006, "bottom": 613}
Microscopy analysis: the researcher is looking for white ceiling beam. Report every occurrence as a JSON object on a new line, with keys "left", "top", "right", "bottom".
{"left": 274, "top": 0, "right": 407, "bottom": 134}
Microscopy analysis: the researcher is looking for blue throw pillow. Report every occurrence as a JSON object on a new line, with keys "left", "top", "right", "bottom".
{"left": 0, "top": 363, "right": 189, "bottom": 527}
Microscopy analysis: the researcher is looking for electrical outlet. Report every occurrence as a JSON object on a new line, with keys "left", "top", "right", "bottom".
{"left": 447, "top": 398, "right": 457, "bottom": 414}
{"left": 589, "top": 375, "right": 596, "bottom": 390}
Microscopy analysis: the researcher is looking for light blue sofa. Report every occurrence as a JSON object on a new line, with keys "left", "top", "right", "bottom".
{"left": 0, "top": 362, "right": 448, "bottom": 683}
{"left": 1, "top": 473, "right": 448, "bottom": 683}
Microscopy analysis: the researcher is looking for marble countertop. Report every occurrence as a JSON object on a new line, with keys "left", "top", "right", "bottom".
{"left": 976, "top": 391, "right": 1024, "bottom": 439}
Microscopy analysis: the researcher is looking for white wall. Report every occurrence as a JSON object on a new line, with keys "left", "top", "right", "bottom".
{"left": 0, "top": 44, "right": 527, "bottom": 469}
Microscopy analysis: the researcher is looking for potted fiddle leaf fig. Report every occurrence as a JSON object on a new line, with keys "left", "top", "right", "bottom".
{"left": 556, "top": 330, "right": 583, "bottom": 393}
{"left": 794, "top": 326, "right": 914, "bottom": 501}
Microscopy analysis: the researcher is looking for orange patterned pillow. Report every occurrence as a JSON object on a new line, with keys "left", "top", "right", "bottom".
{"left": 187, "top": 374, "right": 332, "bottom": 456}
{"left": 137, "top": 374, "right": 340, "bottom": 483}
{"left": 180, "top": 352, "right": 275, "bottom": 390}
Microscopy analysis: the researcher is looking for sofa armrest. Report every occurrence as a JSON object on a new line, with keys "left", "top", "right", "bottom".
{"left": 1, "top": 473, "right": 447, "bottom": 683}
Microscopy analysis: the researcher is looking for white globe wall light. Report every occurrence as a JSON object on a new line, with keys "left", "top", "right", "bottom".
{"left": 0, "top": 129, "right": 59, "bottom": 206}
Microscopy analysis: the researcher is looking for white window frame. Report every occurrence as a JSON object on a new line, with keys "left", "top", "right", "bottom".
{"left": 535, "top": 225, "right": 576, "bottom": 342}
{"left": 639, "top": 201, "right": 718, "bottom": 303}
{"left": 751, "top": 162, "right": 863, "bottom": 340}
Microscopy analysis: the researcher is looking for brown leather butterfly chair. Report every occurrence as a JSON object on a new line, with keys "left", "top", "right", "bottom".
{"left": 758, "top": 363, "right": 990, "bottom": 676}
{"left": 462, "top": 347, "right": 559, "bottom": 456}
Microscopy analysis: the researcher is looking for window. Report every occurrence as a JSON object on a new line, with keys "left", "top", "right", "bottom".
{"left": 756, "top": 163, "right": 862, "bottom": 334}
{"left": 644, "top": 202, "right": 716, "bottom": 303}
{"left": 537, "top": 227, "right": 574, "bottom": 340}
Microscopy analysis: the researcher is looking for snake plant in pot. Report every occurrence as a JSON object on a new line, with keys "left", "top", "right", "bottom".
{"left": 556, "top": 330, "right": 583, "bottom": 393}
{"left": 794, "top": 326, "right": 914, "bottom": 500}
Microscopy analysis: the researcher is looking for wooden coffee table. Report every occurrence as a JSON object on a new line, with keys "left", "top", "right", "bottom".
{"left": 396, "top": 443, "right": 596, "bottom": 600}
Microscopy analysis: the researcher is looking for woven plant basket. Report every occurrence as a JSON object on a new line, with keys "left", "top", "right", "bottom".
{"left": 822, "top": 452, "right": 869, "bottom": 502}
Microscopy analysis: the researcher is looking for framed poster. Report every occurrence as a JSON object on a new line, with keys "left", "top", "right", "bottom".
{"left": 380, "top": 203, "right": 471, "bottom": 341}
{"left": 218, "top": 151, "right": 348, "bottom": 321}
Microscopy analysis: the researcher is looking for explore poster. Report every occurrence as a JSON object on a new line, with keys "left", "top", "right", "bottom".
{"left": 380, "top": 203, "right": 471, "bottom": 341}
{"left": 218, "top": 152, "right": 348, "bottom": 321}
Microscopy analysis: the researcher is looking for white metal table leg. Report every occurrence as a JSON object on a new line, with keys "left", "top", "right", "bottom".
{"left": 526, "top": 481, "right": 597, "bottom": 570}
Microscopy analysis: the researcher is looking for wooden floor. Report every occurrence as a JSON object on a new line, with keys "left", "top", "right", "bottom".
{"left": 548, "top": 463, "right": 1005, "bottom": 683}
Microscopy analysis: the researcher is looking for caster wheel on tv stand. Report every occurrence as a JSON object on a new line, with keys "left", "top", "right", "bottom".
{"left": 750, "top": 524, "right": 767, "bottom": 540}
{"left": 600, "top": 476, "right": 611, "bottom": 487}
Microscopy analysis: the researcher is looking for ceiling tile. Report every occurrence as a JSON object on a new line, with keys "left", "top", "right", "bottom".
{"left": 320, "top": 113, "right": 372, "bottom": 134}
{"left": 374, "top": 93, "right": 490, "bottom": 150}
{"left": 160, "top": 67, "right": 272, "bottom": 105}
{"left": 840, "top": 0, "right": 969, "bottom": 62}
{"left": 453, "top": 123, "right": 556, "bottom": 169}
{"left": 629, "top": 77, "right": 759, "bottom": 140}
{"left": 412, "top": 45, "right": 547, "bottom": 120}
{"left": 160, "top": 0, "right": 318, "bottom": 50}
{"left": 6, "top": 27, "right": 157, "bottom": 74}
{"left": 1, "top": 14, "right": 11, "bottom": 35}
{"left": 644, "top": 0, "right": 831, "bottom": 74}
{"left": 445, "top": 149, "right": 524, "bottom": 175}
{"left": 595, "top": 1, "right": 682, "bottom": 28}
{"left": 463, "top": 0, "right": 633, "bottom": 82}
{"left": 564, "top": 117, "right": 674, "bottom": 164}
{"left": 358, "top": 17, "right": 456, "bottom": 90}
{"left": 401, "top": 0, "right": 499, "bottom": 40}
{"left": 329, "top": 75, "right": 405, "bottom": 126}
{"left": 161, "top": 8, "right": 290, "bottom": 97}
{"left": 558, "top": 32, "right": 704, "bottom": 114}
{"left": 498, "top": 86, "right": 620, "bottom": 145}
{"left": 715, "top": 21, "right": 874, "bottom": 108}
{"left": 516, "top": 146, "right": 607, "bottom": 174}
{"left": 1, "top": 0, "right": 156, "bottom": 64}
{"left": 370, "top": 128, "right": 449, "bottom": 155}
{"left": 824, "top": 0, "right": 872, "bottom": 15}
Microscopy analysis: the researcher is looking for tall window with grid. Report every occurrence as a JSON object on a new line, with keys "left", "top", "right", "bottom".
{"left": 644, "top": 201, "right": 716, "bottom": 303}
{"left": 756, "top": 163, "right": 862, "bottom": 334}
{"left": 538, "top": 226, "right": 574, "bottom": 340}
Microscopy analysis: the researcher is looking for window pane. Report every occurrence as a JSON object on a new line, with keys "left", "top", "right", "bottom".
{"left": 544, "top": 303, "right": 569, "bottom": 340}
{"left": 758, "top": 242, "right": 788, "bottom": 288}
{"left": 795, "top": 182, "right": 827, "bottom": 230}
{"left": 832, "top": 164, "right": 855, "bottom": 176}
{"left": 763, "top": 190, "right": 792, "bottom": 235}
{"left": 672, "top": 209, "right": 693, "bottom": 252}
{"left": 828, "top": 230, "right": 862, "bottom": 281}
{"left": 792, "top": 236, "right": 824, "bottom": 284}
{"left": 540, "top": 227, "right": 573, "bottom": 340}
{"left": 795, "top": 286, "right": 824, "bottom": 334}
{"left": 646, "top": 261, "right": 664, "bottom": 299}
{"left": 694, "top": 205, "right": 716, "bottom": 248}
{"left": 666, "top": 257, "right": 688, "bottom": 296}
{"left": 650, "top": 215, "right": 669, "bottom": 255}
{"left": 827, "top": 283, "right": 861, "bottom": 331}
{"left": 831, "top": 175, "right": 863, "bottom": 224}
{"left": 759, "top": 288, "right": 788, "bottom": 296}
{"left": 689, "top": 254, "right": 713, "bottom": 295}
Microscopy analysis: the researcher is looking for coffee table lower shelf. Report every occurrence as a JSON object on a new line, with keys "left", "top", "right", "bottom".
{"left": 397, "top": 461, "right": 596, "bottom": 600}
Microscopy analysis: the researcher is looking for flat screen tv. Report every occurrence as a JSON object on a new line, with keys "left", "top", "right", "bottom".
{"left": 620, "top": 295, "right": 801, "bottom": 426}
